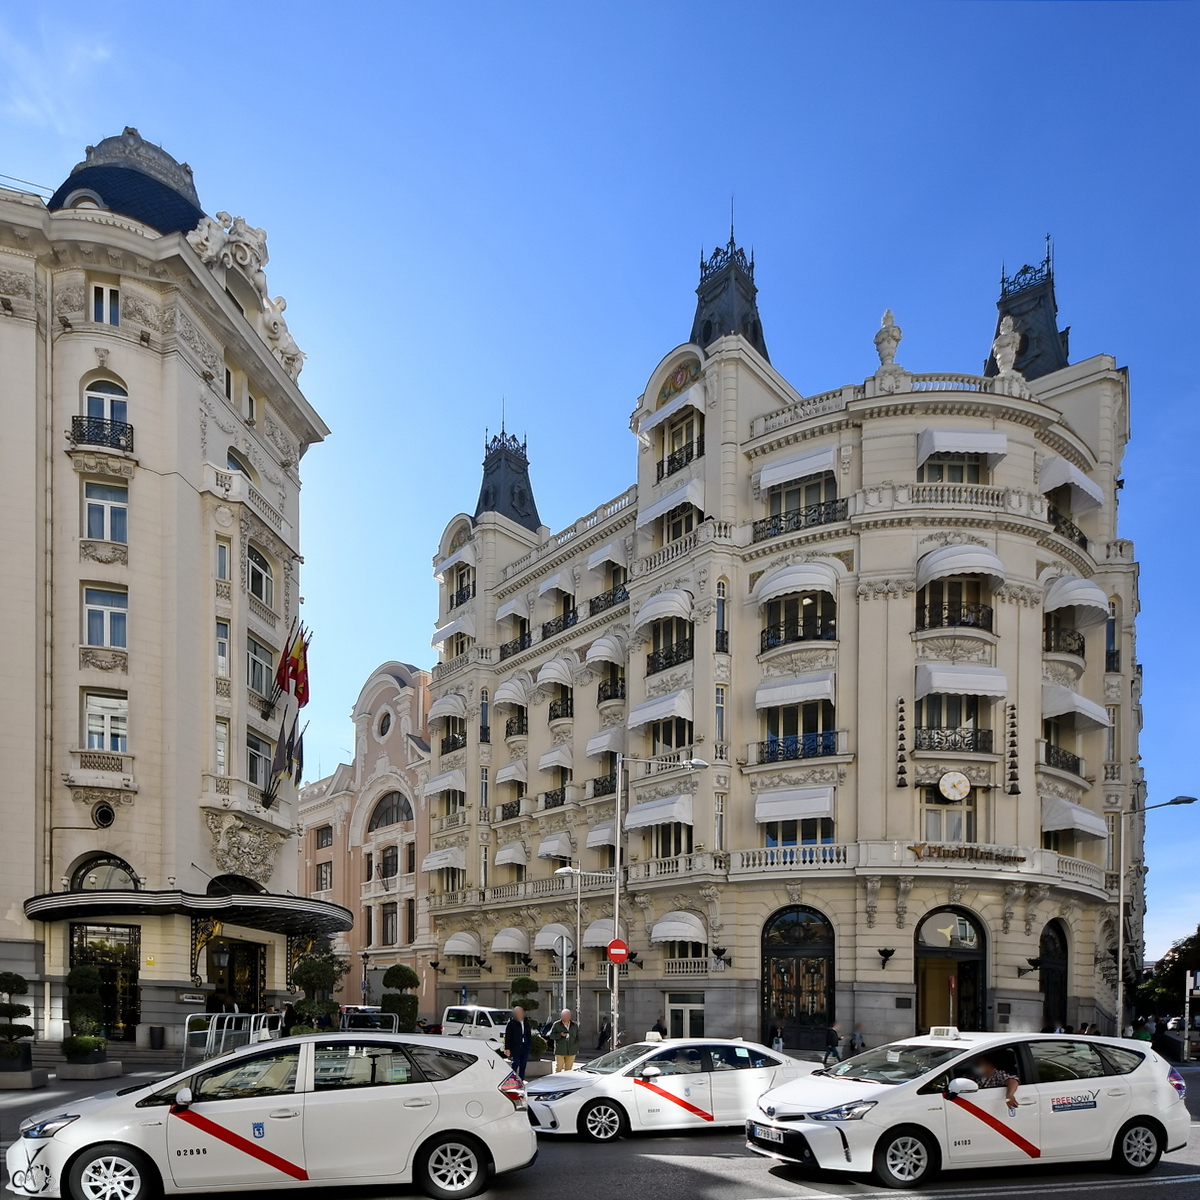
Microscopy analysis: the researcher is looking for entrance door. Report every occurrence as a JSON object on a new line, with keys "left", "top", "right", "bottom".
{"left": 915, "top": 909, "right": 986, "bottom": 1032}
{"left": 1039, "top": 922, "right": 1069, "bottom": 1030}
{"left": 760, "top": 906, "right": 834, "bottom": 1050}
{"left": 70, "top": 923, "right": 140, "bottom": 1041}
{"left": 208, "top": 939, "right": 265, "bottom": 1012}
{"left": 667, "top": 992, "right": 705, "bottom": 1038}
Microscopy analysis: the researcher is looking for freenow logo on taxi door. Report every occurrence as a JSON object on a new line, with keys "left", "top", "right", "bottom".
{"left": 1051, "top": 1090, "right": 1099, "bottom": 1112}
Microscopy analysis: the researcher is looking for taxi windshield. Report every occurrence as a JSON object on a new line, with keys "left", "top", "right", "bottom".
{"left": 580, "top": 1043, "right": 654, "bottom": 1074}
{"left": 825, "top": 1043, "right": 963, "bottom": 1085}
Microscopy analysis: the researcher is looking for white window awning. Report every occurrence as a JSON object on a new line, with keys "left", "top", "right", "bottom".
{"left": 490, "top": 927, "right": 530, "bottom": 954}
{"left": 1042, "top": 683, "right": 1111, "bottom": 729}
{"left": 493, "top": 677, "right": 530, "bottom": 707}
{"left": 433, "top": 544, "right": 473, "bottom": 581}
{"left": 1044, "top": 576, "right": 1110, "bottom": 629}
{"left": 533, "top": 922, "right": 575, "bottom": 952}
{"left": 421, "top": 846, "right": 466, "bottom": 872}
{"left": 638, "top": 384, "right": 704, "bottom": 436}
{"left": 755, "top": 672, "right": 835, "bottom": 709}
{"left": 586, "top": 821, "right": 616, "bottom": 848}
{"left": 915, "top": 664, "right": 1008, "bottom": 700}
{"left": 1039, "top": 456, "right": 1104, "bottom": 512}
{"left": 538, "top": 745, "right": 574, "bottom": 772}
{"left": 917, "top": 428, "right": 1009, "bottom": 467}
{"left": 444, "top": 931, "right": 482, "bottom": 958}
{"left": 916, "top": 543, "right": 1006, "bottom": 590}
{"left": 649, "top": 910, "right": 707, "bottom": 944}
{"left": 427, "top": 694, "right": 468, "bottom": 724}
{"left": 431, "top": 613, "right": 475, "bottom": 648}
{"left": 587, "top": 541, "right": 627, "bottom": 572}
{"left": 759, "top": 445, "right": 838, "bottom": 492}
{"left": 495, "top": 760, "right": 528, "bottom": 785}
{"left": 496, "top": 596, "right": 526, "bottom": 623}
{"left": 632, "top": 589, "right": 693, "bottom": 631}
{"left": 422, "top": 768, "right": 466, "bottom": 797}
{"left": 536, "top": 658, "right": 575, "bottom": 689}
{"left": 586, "top": 727, "right": 624, "bottom": 758}
{"left": 754, "top": 787, "right": 835, "bottom": 823}
{"left": 582, "top": 918, "right": 628, "bottom": 948}
{"left": 1041, "top": 794, "right": 1107, "bottom": 840}
{"left": 753, "top": 561, "right": 839, "bottom": 605}
{"left": 585, "top": 634, "right": 627, "bottom": 667}
{"left": 627, "top": 689, "right": 693, "bottom": 729}
{"left": 538, "top": 570, "right": 575, "bottom": 598}
{"left": 636, "top": 477, "right": 705, "bottom": 529}
{"left": 624, "top": 793, "right": 693, "bottom": 830}
{"left": 494, "top": 842, "right": 528, "bottom": 868}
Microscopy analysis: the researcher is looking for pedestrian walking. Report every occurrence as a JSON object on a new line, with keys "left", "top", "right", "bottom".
{"left": 823, "top": 1021, "right": 842, "bottom": 1066}
{"left": 651, "top": 1015, "right": 668, "bottom": 1037}
{"left": 504, "top": 1004, "right": 533, "bottom": 1079}
{"left": 280, "top": 1003, "right": 296, "bottom": 1037}
{"left": 596, "top": 1019, "right": 611, "bottom": 1051}
{"left": 849, "top": 1022, "right": 866, "bottom": 1055}
{"left": 549, "top": 1008, "right": 580, "bottom": 1073}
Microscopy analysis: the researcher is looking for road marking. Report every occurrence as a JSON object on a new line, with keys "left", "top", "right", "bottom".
{"left": 948, "top": 1095, "right": 1040, "bottom": 1158}
{"left": 632, "top": 1077, "right": 715, "bottom": 1121}
{"left": 734, "top": 1172, "right": 1200, "bottom": 1200}
{"left": 170, "top": 1108, "right": 308, "bottom": 1180}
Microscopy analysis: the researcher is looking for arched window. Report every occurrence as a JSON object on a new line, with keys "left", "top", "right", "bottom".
{"left": 480, "top": 688, "right": 489, "bottom": 739}
{"left": 716, "top": 579, "right": 729, "bottom": 652}
{"left": 1039, "top": 920, "right": 1069, "bottom": 1030}
{"left": 760, "top": 906, "right": 834, "bottom": 1050}
{"left": 248, "top": 546, "right": 274, "bottom": 609}
{"left": 368, "top": 791, "right": 413, "bottom": 832}
{"left": 71, "top": 854, "right": 139, "bottom": 891}
{"left": 85, "top": 380, "right": 128, "bottom": 423}
{"left": 915, "top": 907, "right": 986, "bottom": 1032}
{"left": 226, "top": 448, "right": 254, "bottom": 478}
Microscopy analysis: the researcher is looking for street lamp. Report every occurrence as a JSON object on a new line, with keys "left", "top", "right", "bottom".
{"left": 556, "top": 863, "right": 618, "bottom": 1021}
{"left": 1116, "top": 795, "right": 1196, "bottom": 1033}
{"left": 360, "top": 951, "right": 371, "bottom": 1004}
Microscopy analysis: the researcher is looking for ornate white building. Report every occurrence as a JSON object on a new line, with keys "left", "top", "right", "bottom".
{"left": 423, "top": 239, "right": 1142, "bottom": 1047}
{"left": 0, "top": 128, "right": 346, "bottom": 1044}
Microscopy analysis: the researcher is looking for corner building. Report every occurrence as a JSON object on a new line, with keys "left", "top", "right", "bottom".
{"left": 425, "top": 240, "right": 1142, "bottom": 1048}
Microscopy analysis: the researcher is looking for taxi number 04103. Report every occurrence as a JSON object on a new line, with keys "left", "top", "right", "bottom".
{"left": 176, "top": 1148, "right": 208, "bottom": 1156}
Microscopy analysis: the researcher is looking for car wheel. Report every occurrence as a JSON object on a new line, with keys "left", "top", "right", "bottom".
{"left": 1112, "top": 1119, "right": 1163, "bottom": 1174}
{"left": 578, "top": 1099, "right": 627, "bottom": 1142}
{"left": 415, "top": 1133, "right": 490, "bottom": 1200}
{"left": 872, "top": 1127, "right": 939, "bottom": 1189}
{"left": 66, "top": 1144, "right": 159, "bottom": 1200}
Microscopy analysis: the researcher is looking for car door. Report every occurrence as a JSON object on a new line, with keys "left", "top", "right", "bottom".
{"left": 632, "top": 1046, "right": 713, "bottom": 1128}
{"left": 301, "top": 1041, "right": 438, "bottom": 1180}
{"left": 705, "top": 1044, "right": 779, "bottom": 1123}
{"left": 1028, "top": 1039, "right": 1127, "bottom": 1159}
{"left": 937, "top": 1044, "right": 1042, "bottom": 1168}
{"left": 166, "top": 1045, "right": 307, "bottom": 1188}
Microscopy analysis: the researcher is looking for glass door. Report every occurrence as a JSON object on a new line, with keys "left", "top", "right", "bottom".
{"left": 70, "top": 923, "right": 140, "bottom": 1041}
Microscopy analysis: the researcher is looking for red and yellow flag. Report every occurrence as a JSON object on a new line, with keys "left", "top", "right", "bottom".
{"left": 288, "top": 631, "right": 310, "bottom": 707}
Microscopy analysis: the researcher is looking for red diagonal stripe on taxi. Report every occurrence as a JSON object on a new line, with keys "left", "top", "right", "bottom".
{"left": 171, "top": 1108, "right": 309, "bottom": 1179}
{"left": 633, "top": 1076, "right": 714, "bottom": 1121}
{"left": 949, "top": 1095, "right": 1040, "bottom": 1158}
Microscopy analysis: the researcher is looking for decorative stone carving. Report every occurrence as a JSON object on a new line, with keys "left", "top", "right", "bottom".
{"left": 856, "top": 578, "right": 916, "bottom": 601}
{"left": 600, "top": 707, "right": 625, "bottom": 729}
{"left": 121, "top": 289, "right": 161, "bottom": 330}
{"left": 713, "top": 658, "right": 731, "bottom": 683}
{"left": 1042, "top": 662, "right": 1079, "bottom": 688}
{"left": 749, "top": 766, "right": 845, "bottom": 790}
{"left": 264, "top": 415, "right": 297, "bottom": 467}
{"left": 645, "top": 666, "right": 693, "bottom": 698}
{"left": 874, "top": 309, "right": 902, "bottom": 368}
{"left": 994, "top": 583, "right": 1042, "bottom": 607}
{"left": 1104, "top": 676, "right": 1123, "bottom": 701}
{"left": 632, "top": 779, "right": 699, "bottom": 802}
{"left": 80, "top": 540, "right": 128, "bottom": 566}
{"left": 914, "top": 637, "right": 992, "bottom": 666}
{"left": 895, "top": 876, "right": 914, "bottom": 928}
{"left": 1001, "top": 883, "right": 1025, "bottom": 934}
{"left": 80, "top": 648, "right": 127, "bottom": 673}
{"left": 71, "top": 786, "right": 132, "bottom": 807}
{"left": 631, "top": 892, "right": 654, "bottom": 938}
{"left": 840, "top": 445, "right": 852, "bottom": 476}
{"left": 70, "top": 452, "right": 135, "bottom": 480}
{"left": 187, "top": 212, "right": 269, "bottom": 300}
{"left": 992, "top": 315, "right": 1021, "bottom": 375}
{"left": 948, "top": 879, "right": 969, "bottom": 904}
{"left": 262, "top": 295, "right": 306, "bottom": 380}
{"left": 0, "top": 268, "right": 33, "bottom": 299}
{"left": 914, "top": 762, "right": 991, "bottom": 785}
{"left": 865, "top": 876, "right": 881, "bottom": 928}
{"left": 205, "top": 812, "right": 286, "bottom": 884}
{"left": 760, "top": 647, "right": 837, "bottom": 677}
{"left": 171, "top": 307, "right": 221, "bottom": 373}
{"left": 1024, "top": 884, "right": 1050, "bottom": 936}
{"left": 919, "top": 531, "right": 989, "bottom": 549}
{"left": 55, "top": 286, "right": 85, "bottom": 318}
{"left": 785, "top": 884, "right": 803, "bottom": 906}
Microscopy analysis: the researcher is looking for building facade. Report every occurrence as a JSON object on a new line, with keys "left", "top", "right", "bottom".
{"left": 298, "top": 662, "right": 438, "bottom": 1018}
{"left": 423, "top": 240, "right": 1142, "bottom": 1048}
{"left": 0, "top": 128, "right": 348, "bottom": 1045}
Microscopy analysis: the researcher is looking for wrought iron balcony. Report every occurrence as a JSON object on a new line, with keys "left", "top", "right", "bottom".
{"left": 542, "top": 608, "right": 578, "bottom": 639}
{"left": 449, "top": 582, "right": 475, "bottom": 609}
{"left": 1044, "top": 743, "right": 1083, "bottom": 775}
{"left": 913, "top": 727, "right": 994, "bottom": 753}
{"left": 760, "top": 620, "right": 837, "bottom": 653}
{"left": 915, "top": 603, "right": 993, "bottom": 632}
{"left": 504, "top": 714, "right": 528, "bottom": 738}
{"left": 646, "top": 638, "right": 694, "bottom": 676}
{"left": 655, "top": 437, "right": 704, "bottom": 482}
{"left": 1106, "top": 649, "right": 1121, "bottom": 673}
{"left": 1049, "top": 506, "right": 1088, "bottom": 550}
{"left": 751, "top": 498, "right": 847, "bottom": 544}
{"left": 597, "top": 677, "right": 625, "bottom": 703}
{"left": 1044, "top": 627, "right": 1085, "bottom": 657}
{"left": 715, "top": 629, "right": 730, "bottom": 653}
{"left": 757, "top": 731, "right": 838, "bottom": 762}
{"left": 589, "top": 583, "right": 629, "bottom": 616}
{"left": 71, "top": 415, "right": 134, "bottom": 453}
{"left": 548, "top": 696, "right": 574, "bottom": 721}
{"left": 499, "top": 631, "right": 532, "bottom": 660}
{"left": 479, "top": 725, "right": 490, "bottom": 744}
{"left": 500, "top": 800, "right": 521, "bottom": 821}
{"left": 543, "top": 787, "right": 566, "bottom": 809}
{"left": 440, "top": 730, "right": 467, "bottom": 755}
{"left": 591, "top": 771, "right": 617, "bottom": 797}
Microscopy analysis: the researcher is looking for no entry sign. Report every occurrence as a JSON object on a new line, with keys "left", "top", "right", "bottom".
{"left": 607, "top": 939, "right": 630, "bottom": 963}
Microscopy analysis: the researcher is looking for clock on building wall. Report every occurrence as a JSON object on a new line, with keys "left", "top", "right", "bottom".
{"left": 937, "top": 770, "right": 972, "bottom": 802}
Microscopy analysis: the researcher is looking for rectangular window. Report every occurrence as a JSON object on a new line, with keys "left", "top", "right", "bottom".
{"left": 247, "top": 394, "right": 257, "bottom": 424}
{"left": 363, "top": 906, "right": 373, "bottom": 947}
{"left": 480, "top": 846, "right": 489, "bottom": 890}
{"left": 248, "top": 546, "right": 274, "bottom": 609}
{"left": 247, "top": 635, "right": 274, "bottom": 696}
{"left": 764, "top": 818, "right": 835, "bottom": 846}
{"left": 215, "top": 621, "right": 230, "bottom": 678}
{"left": 480, "top": 767, "right": 489, "bottom": 808}
{"left": 652, "top": 822, "right": 693, "bottom": 858}
{"left": 715, "top": 686, "right": 726, "bottom": 743}
{"left": 920, "top": 785, "right": 977, "bottom": 844}
{"left": 85, "top": 483, "right": 128, "bottom": 543}
{"left": 714, "top": 793, "right": 725, "bottom": 852}
{"left": 382, "top": 902, "right": 398, "bottom": 945}
{"left": 224, "top": 368, "right": 233, "bottom": 400}
{"left": 247, "top": 730, "right": 272, "bottom": 787}
{"left": 316, "top": 825, "right": 333, "bottom": 849}
{"left": 84, "top": 587, "right": 127, "bottom": 648}
{"left": 917, "top": 453, "right": 983, "bottom": 484}
{"left": 315, "top": 861, "right": 333, "bottom": 891}
{"left": 445, "top": 789, "right": 466, "bottom": 815}
{"left": 440, "top": 867, "right": 466, "bottom": 893}
{"left": 364, "top": 852, "right": 373, "bottom": 882}
{"left": 664, "top": 503, "right": 697, "bottom": 544}
{"left": 405, "top": 898, "right": 415, "bottom": 944}
{"left": 768, "top": 471, "right": 837, "bottom": 517}
{"left": 93, "top": 285, "right": 119, "bottom": 326}
{"left": 216, "top": 539, "right": 230, "bottom": 581}
{"left": 85, "top": 692, "right": 127, "bottom": 752}
{"left": 1106, "top": 813, "right": 1119, "bottom": 872}
{"left": 1105, "top": 708, "right": 1120, "bottom": 763}
{"left": 650, "top": 717, "right": 694, "bottom": 755}
{"left": 215, "top": 719, "right": 229, "bottom": 776}
{"left": 405, "top": 841, "right": 416, "bottom": 874}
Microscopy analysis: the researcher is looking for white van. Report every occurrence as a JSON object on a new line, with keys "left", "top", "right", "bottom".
{"left": 442, "top": 1005, "right": 513, "bottom": 1050}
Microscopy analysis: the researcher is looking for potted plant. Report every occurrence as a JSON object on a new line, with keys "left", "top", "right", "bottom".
{"left": 508, "top": 975, "right": 546, "bottom": 1055}
{"left": 379, "top": 964, "right": 420, "bottom": 1032}
{"left": 0, "top": 970, "right": 34, "bottom": 1073}
{"left": 291, "top": 946, "right": 349, "bottom": 1035}
{"left": 61, "top": 966, "right": 107, "bottom": 1064}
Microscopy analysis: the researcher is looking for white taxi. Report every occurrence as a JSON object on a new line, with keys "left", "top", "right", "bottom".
{"left": 526, "top": 1037, "right": 811, "bottom": 1141}
{"left": 747, "top": 1027, "right": 1189, "bottom": 1188}
{"left": 5, "top": 1033, "right": 536, "bottom": 1200}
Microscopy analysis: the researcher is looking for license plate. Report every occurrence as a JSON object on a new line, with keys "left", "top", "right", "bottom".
{"left": 754, "top": 1124, "right": 784, "bottom": 1143}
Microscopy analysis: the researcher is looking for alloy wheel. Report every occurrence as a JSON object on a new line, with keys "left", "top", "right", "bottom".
{"left": 1122, "top": 1126, "right": 1158, "bottom": 1168}
{"left": 885, "top": 1135, "right": 929, "bottom": 1182}
{"left": 585, "top": 1103, "right": 622, "bottom": 1140}
{"left": 77, "top": 1155, "right": 143, "bottom": 1200}
{"left": 427, "top": 1141, "right": 481, "bottom": 1193}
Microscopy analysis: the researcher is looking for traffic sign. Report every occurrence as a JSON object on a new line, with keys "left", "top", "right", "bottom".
{"left": 607, "top": 939, "right": 630, "bottom": 963}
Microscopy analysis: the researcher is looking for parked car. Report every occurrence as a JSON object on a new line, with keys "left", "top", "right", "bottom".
{"left": 747, "top": 1027, "right": 1188, "bottom": 1188}
{"left": 526, "top": 1037, "right": 811, "bottom": 1141}
{"left": 5, "top": 1033, "right": 535, "bottom": 1200}
{"left": 441, "top": 1005, "right": 514, "bottom": 1051}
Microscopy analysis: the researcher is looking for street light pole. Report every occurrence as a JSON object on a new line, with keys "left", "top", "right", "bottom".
{"left": 574, "top": 864, "right": 582, "bottom": 1019}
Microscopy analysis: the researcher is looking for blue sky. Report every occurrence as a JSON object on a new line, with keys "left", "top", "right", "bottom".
{"left": 3, "top": 2, "right": 1196, "bottom": 957}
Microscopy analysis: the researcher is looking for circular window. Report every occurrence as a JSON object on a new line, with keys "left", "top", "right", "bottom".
{"left": 378, "top": 712, "right": 392, "bottom": 738}
{"left": 71, "top": 855, "right": 138, "bottom": 891}
{"left": 92, "top": 802, "right": 116, "bottom": 829}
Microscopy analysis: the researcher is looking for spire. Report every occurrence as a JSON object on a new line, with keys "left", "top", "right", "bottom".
{"left": 984, "top": 237, "right": 1069, "bottom": 381}
{"left": 474, "top": 427, "right": 541, "bottom": 532}
{"left": 689, "top": 228, "right": 768, "bottom": 361}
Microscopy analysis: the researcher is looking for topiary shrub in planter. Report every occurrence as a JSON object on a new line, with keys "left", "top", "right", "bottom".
{"left": 379, "top": 964, "right": 420, "bottom": 1032}
{"left": 62, "top": 966, "right": 107, "bottom": 1062}
{"left": 292, "top": 946, "right": 349, "bottom": 1031}
{"left": 61, "top": 1035, "right": 108, "bottom": 1064}
{"left": 508, "top": 975, "right": 539, "bottom": 1013}
{"left": 0, "top": 971, "right": 34, "bottom": 1072}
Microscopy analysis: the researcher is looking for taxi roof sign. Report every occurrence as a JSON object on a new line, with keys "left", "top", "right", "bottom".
{"left": 928, "top": 1026, "right": 962, "bottom": 1040}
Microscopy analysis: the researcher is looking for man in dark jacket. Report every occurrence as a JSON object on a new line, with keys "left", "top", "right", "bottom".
{"left": 504, "top": 1004, "right": 533, "bottom": 1079}
{"left": 823, "top": 1020, "right": 842, "bottom": 1066}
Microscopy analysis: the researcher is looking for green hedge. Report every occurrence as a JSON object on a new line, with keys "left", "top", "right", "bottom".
{"left": 381, "top": 993, "right": 419, "bottom": 1032}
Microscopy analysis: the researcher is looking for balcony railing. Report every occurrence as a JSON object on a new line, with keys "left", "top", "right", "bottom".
{"left": 915, "top": 603, "right": 994, "bottom": 633}
{"left": 548, "top": 696, "right": 574, "bottom": 721}
{"left": 751, "top": 498, "right": 848, "bottom": 544}
{"left": 591, "top": 771, "right": 617, "bottom": 797}
{"left": 664, "top": 959, "right": 708, "bottom": 976}
{"left": 756, "top": 731, "right": 838, "bottom": 762}
{"left": 589, "top": 583, "right": 629, "bottom": 617}
{"left": 732, "top": 844, "right": 854, "bottom": 872}
{"left": 1106, "top": 649, "right": 1121, "bottom": 673}
{"left": 656, "top": 437, "right": 704, "bottom": 482}
{"left": 505, "top": 714, "right": 528, "bottom": 738}
{"left": 760, "top": 620, "right": 837, "bottom": 653}
{"left": 913, "top": 727, "right": 994, "bottom": 753}
{"left": 646, "top": 638, "right": 693, "bottom": 676}
{"left": 449, "top": 582, "right": 475, "bottom": 609}
{"left": 543, "top": 787, "right": 566, "bottom": 809}
{"left": 715, "top": 629, "right": 729, "bottom": 653}
{"left": 1044, "top": 627, "right": 1085, "bottom": 657}
{"left": 499, "top": 632, "right": 532, "bottom": 660}
{"left": 1103, "top": 762, "right": 1121, "bottom": 781}
{"left": 542, "top": 609, "right": 578, "bottom": 639}
{"left": 71, "top": 415, "right": 134, "bottom": 453}
{"left": 1049, "top": 506, "right": 1088, "bottom": 550}
{"left": 1044, "top": 743, "right": 1083, "bottom": 775}
{"left": 440, "top": 730, "right": 467, "bottom": 755}
{"left": 597, "top": 677, "right": 625, "bottom": 703}
{"left": 499, "top": 800, "right": 521, "bottom": 821}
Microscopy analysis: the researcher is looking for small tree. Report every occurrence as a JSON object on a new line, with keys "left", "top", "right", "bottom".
{"left": 291, "top": 946, "right": 349, "bottom": 1033}
{"left": 0, "top": 971, "right": 33, "bottom": 1059}
{"left": 1137, "top": 925, "right": 1200, "bottom": 1017}
{"left": 62, "top": 966, "right": 107, "bottom": 1060}
{"left": 380, "top": 964, "right": 420, "bottom": 1032}
{"left": 509, "top": 975, "right": 539, "bottom": 1013}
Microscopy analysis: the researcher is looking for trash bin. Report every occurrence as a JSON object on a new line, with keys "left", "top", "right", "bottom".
{"left": 149, "top": 1026, "right": 165, "bottom": 1050}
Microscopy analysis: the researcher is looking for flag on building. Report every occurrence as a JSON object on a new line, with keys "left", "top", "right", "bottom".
{"left": 288, "top": 628, "right": 310, "bottom": 707}
{"left": 293, "top": 724, "right": 305, "bottom": 786}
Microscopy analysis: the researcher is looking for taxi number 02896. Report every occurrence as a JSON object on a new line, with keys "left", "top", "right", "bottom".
{"left": 176, "top": 1148, "right": 208, "bottom": 1156}
{"left": 754, "top": 1125, "right": 784, "bottom": 1143}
